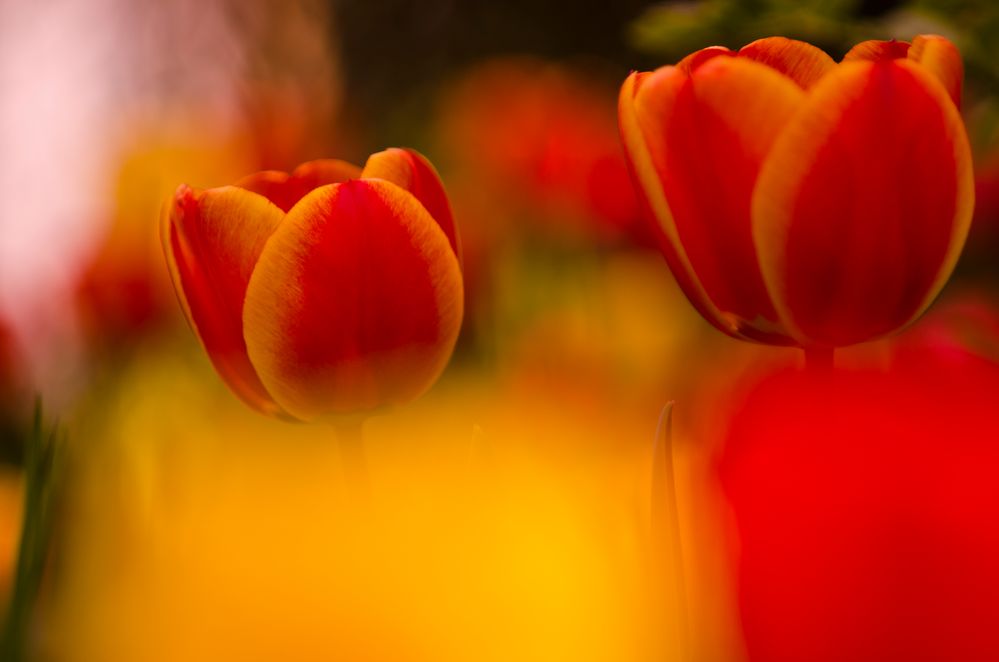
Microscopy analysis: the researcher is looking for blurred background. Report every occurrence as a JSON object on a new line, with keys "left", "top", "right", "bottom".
{"left": 1, "top": 0, "right": 999, "bottom": 659}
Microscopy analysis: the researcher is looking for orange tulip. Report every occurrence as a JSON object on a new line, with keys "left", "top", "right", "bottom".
{"left": 619, "top": 35, "right": 973, "bottom": 350}
{"left": 162, "top": 149, "right": 463, "bottom": 421}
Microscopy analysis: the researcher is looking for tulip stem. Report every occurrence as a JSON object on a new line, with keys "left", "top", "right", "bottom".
{"left": 804, "top": 347, "right": 834, "bottom": 373}
{"left": 334, "top": 418, "right": 369, "bottom": 501}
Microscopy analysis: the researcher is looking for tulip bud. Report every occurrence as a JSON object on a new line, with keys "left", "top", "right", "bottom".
{"left": 619, "top": 36, "right": 973, "bottom": 350}
{"left": 162, "top": 150, "right": 463, "bottom": 421}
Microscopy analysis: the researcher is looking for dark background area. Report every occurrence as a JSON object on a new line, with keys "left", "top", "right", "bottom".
{"left": 332, "top": 0, "right": 657, "bottom": 108}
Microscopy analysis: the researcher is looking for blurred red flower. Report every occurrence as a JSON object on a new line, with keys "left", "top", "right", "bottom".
{"left": 719, "top": 350, "right": 999, "bottom": 661}
{"left": 440, "top": 58, "right": 645, "bottom": 244}
{"left": 75, "top": 233, "right": 172, "bottom": 346}
{"left": 893, "top": 291, "right": 999, "bottom": 366}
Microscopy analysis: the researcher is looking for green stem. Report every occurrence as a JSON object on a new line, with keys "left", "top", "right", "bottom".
{"left": 1, "top": 403, "right": 60, "bottom": 662}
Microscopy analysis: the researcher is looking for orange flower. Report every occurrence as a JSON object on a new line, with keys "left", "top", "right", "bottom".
{"left": 620, "top": 36, "right": 973, "bottom": 349}
{"left": 162, "top": 149, "right": 463, "bottom": 421}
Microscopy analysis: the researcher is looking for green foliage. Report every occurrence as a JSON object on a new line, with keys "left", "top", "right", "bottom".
{"left": 630, "top": 1, "right": 989, "bottom": 79}
{"left": 628, "top": 0, "right": 866, "bottom": 59}
{"left": 627, "top": 0, "right": 999, "bottom": 153}
{"left": 0, "top": 403, "right": 64, "bottom": 662}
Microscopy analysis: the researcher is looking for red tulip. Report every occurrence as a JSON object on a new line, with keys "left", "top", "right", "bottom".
{"left": 619, "top": 35, "right": 973, "bottom": 349}
{"left": 162, "top": 149, "right": 463, "bottom": 421}
{"left": 719, "top": 352, "right": 999, "bottom": 660}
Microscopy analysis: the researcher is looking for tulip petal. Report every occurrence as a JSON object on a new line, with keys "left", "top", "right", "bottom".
{"left": 753, "top": 60, "right": 974, "bottom": 347}
{"left": 676, "top": 46, "right": 734, "bottom": 75}
{"left": 236, "top": 159, "right": 361, "bottom": 213}
{"left": 361, "top": 148, "right": 461, "bottom": 260}
{"left": 162, "top": 185, "right": 290, "bottom": 417}
{"left": 842, "top": 39, "right": 911, "bottom": 63}
{"left": 243, "top": 180, "right": 463, "bottom": 421}
{"left": 842, "top": 36, "right": 963, "bottom": 108}
{"left": 620, "top": 69, "right": 736, "bottom": 338}
{"left": 909, "top": 35, "right": 963, "bottom": 108}
{"left": 292, "top": 159, "right": 363, "bottom": 189}
{"left": 629, "top": 58, "right": 805, "bottom": 343}
{"left": 738, "top": 37, "right": 836, "bottom": 88}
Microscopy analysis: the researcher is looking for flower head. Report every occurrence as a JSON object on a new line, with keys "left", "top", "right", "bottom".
{"left": 620, "top": 35, "right": 973, "bottom": 348}
{"left": 162, "top": 149, "right": 463, "bottom": 421}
